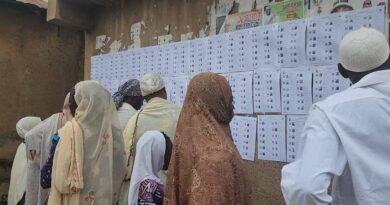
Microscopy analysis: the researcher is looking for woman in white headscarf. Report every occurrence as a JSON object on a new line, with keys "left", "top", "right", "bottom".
{"left": 24, "top": 92, "right": 73, "bottom": 205}
{"left": 8, "top": 116, "right": 42, "bottom": 205}
{"left": 48, "top": 80, "right": 126, "bottom": 205}
{"left": 128, "top": 131, "right": 172, "bottom": 205}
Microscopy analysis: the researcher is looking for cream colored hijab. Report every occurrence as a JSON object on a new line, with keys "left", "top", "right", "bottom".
{"left": 8, "top": 117, "right": 41, "bottom": 205}
{"left": 48, "top": 81, "right": 126, "bottom": 205}
{"left": 24, "top": 93, "right": 70, "bottom": 205}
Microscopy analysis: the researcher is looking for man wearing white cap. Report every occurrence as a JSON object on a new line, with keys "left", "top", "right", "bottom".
{"left": 281, "top": 27, "right": 390, "bottom": 205}
{"left": 120, "top": 73, "right": 181, "bottom": 205}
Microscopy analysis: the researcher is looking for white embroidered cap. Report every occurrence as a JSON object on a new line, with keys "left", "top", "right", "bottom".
{"left": 339, "top": 27, "right": 389, "bottom": 72}
{"left": 140, "top": 73, "right": 165, "bottom": 96}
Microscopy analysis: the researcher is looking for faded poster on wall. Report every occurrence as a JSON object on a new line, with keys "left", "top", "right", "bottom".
{"left": 306, "top": 0, "right": 388, "bottom": 17}
{"left": 216, "top": 16, "right": 227, "bottom": 34}
{"left": 221, "top": 11, "right": 262, "bottom": 33}
{"left": 262, "top": 0, "right": 305, "bottom": 25}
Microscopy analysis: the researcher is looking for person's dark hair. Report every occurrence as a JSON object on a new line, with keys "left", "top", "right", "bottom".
{"left": 69, "top": 87, "right": 78, "bottom": 117}
{"left": 161, "top": 132, "right": 173, "bottom": 171}
{"left": 338, "top": 56, "right": 390, "bottom": 84}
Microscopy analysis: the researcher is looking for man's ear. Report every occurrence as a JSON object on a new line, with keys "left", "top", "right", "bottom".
{"left": 338, "top": 63, "right": 349, "bottom": 79}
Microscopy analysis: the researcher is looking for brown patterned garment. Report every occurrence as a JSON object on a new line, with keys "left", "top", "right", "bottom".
{"left": 164, "top": 72, "right": 252, "bottom": 205}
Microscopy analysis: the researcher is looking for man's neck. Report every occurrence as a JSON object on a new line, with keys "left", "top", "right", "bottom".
{"left": 350, "top": 67, "right": 389, "bottom": 84}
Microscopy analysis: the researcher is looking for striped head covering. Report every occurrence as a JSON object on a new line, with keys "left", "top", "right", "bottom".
{"left": 113, "top": 79, "right": 142, "bottom": 109}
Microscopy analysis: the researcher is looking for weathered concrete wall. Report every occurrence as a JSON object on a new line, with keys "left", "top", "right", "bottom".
{"left": 0, "top": 2, "right": 84, "bottom": 200}
{"left": 84, "top": 1, "right": 284, "bottom": 204}
{"left": 85, "top": 0, "right": 217, "bottom": 77}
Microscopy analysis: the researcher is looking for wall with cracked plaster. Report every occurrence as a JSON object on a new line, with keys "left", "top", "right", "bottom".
{"left": 129, "top": 21, "right": 145, "bottom": 49}
{"left": 180, "top": 31, "right": 194, "bottom": 41}
{"left": 157, "top": 34, "right": 173, "bottom": 45}
{"left": 84, "top": 1, "right": 284, "bottom": 203}
{"left": 236, "top": 0, "right": 256, "bottom": 12}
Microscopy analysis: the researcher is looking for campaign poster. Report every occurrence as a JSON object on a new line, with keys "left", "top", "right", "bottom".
{"left": 306, "top": 0, "right": 388, "bottom": 17}
{"left": 263, "top": 0, "right": 305, "bottom": 25}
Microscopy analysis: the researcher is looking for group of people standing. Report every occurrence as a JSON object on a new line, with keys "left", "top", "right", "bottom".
{"left": 7, "top": 27, "right": 390, "bottom": 205}
{"left": 8, "top": 72, "right": 251, "bottom": 205}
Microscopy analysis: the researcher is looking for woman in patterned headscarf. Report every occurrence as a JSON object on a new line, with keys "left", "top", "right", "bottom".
{"left": 48, "top": 81, "right": 126, "bottom": 205}
{"left": 112, "top": 79, "right": 144, "bottom": 132}
{"left": 164, "top": 72, "right": 252, "bottom": 205}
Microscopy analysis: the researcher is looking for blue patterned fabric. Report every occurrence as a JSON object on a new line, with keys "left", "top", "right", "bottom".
{"left": 40, "top": 133, "right": 60, "bottom": 189}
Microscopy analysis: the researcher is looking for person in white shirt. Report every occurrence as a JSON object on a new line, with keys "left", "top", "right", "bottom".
{"left": 112, "top": 79, "right": 144, "bottom": 132}
{"left": 281, "top": 27, "right": 390, "bottom": 205}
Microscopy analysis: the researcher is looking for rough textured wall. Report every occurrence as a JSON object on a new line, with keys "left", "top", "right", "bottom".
{"left": 0, "top": 3, "right": 84, "bottom": 199}
{"left": 84, "top": 1, "right": 285, "bottom": 204}
{"left": 84, "top": 0, "right": 218, "bottom": 77}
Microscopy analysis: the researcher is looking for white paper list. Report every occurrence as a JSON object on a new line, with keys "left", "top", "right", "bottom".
{"left": 307, "top": 14, "right": 342, "bottom": 66}
{"left": 147, "top": 46, "right": 157, "bottom": 74}
{"left": 195, "top": 38, "right": 206, "bottom": 73}
{"left": 108, "top": 54, "right": 120, "bottom": 78}
{"left": 169, "top": 76, "right": 190, "bottom": 106}
{"left": 230, "top": 116, "right": 257, "bottom": 161}
{"left": 226, "top": 32, "right": 236, "bottom": 72}
{"left": 258, "top": 115, "right": 286, "bottom": 162}
{"left": 203, "top": 38, "right": 214, "bottom": 72}
{"left": 281, "top": 68, "right": 313, "bottom": 115}
{"left": 340, "top": 6, "right": 385, "bottom": 40}
{"left": 171, "top": 43, "right": 180, "bottom": 76}
{"left": 229, "top": 71, "right": 254, "bottom": 114}
{"left": 287, "top": 115, "right": 307, "bottom": 162}
{"left": 122, "top": 51, "right": 134, "bottom": 78}
{"left": 140, "top": 48, "right": 150, "bottom": 74}
{"left": 275, "top": 20, "right": 306, "bottom": 68}
{"left": 159, "top": 44, "right": 171, "bottom": 76}
{"left": 91, "top": 56, "right": 101, "bottom": 80}
{"left": 100, "top": 77, "right": 119, "bottom": 95}
{"left": 188, "top": 40, "right": 197, "bottom": 75}
{"left": 313, "top": 66, "right": 351, "bottom": 103}
{"left": 232, "top": 29, "right": 252, "bottom": 72}
{"left": 210, "top": 34, "right": 228, "bottom": 73}
{"left": 253, "top": 68, "right": 281, "bottom": 113}
{"left": 177, "top": 41, "right": 189, "bottom": 76}
{"left": 101, "top": 53, "right": 112, "bottom": 79}
{"left": 251, "top": 25, "right": 275, "bottom": 67}
{"left": 166, "top": 44, "right": 176, "bottom": 76}
{"left": 134, "top": 50, "right": 143, "bottom": 78}
{"left": 155, "top": 46, "right": 165, "bottom": 75}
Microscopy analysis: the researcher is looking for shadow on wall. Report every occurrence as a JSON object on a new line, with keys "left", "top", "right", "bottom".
{"left": 0, "top": 0, "right": 84, "bottom": 200}
{"left": 0, "top": 159, "right": 12, "bottom": 204}
{"left": 0, "top": 132, "right": 21, "bottom": 204}
{"left": 0, "top": 122, "right": 29, "bottom": 203}
{"left": 0, "top": 194, "right": 7, "bottom": 205}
